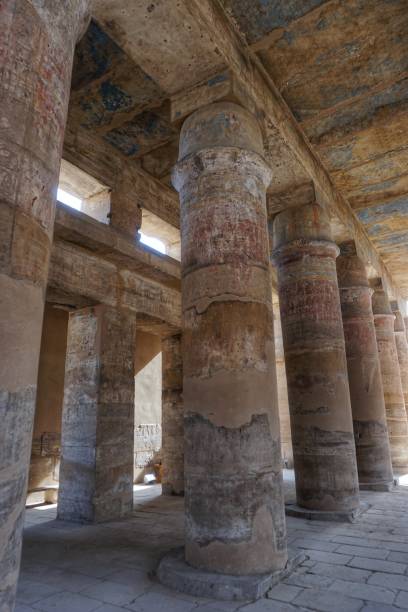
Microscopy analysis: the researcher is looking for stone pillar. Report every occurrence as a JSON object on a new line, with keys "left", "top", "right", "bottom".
{"left": 337, "top": 242, "right": 393, "bottom": 490}
{"left": 58, "top": 306, "right": 136, "bottom": 523}
{"left": 272, "top": 292, "right": 293, "bottom": 468}
{"left": 391, "top": 302, "right": 408, "bottom": 416}
{"left": 372, "top": 281, "right": 408, "bottom": 469}
{"left": 272, "top": 203, "right": 360, "bottom": 515}
{"left": 109, "top": 168, "right": 142, "bottom": 240}
{"left": 0, "top": 2, "right": 89, "bottom": 609}
{"left": 404, "top": 317, "right": 408, "bottom": 344}
{"left": 162, "top": 334, "right": 184, "bottom": 495}
{"left": 172, "top": 103, "right": 287, "bottom": 577}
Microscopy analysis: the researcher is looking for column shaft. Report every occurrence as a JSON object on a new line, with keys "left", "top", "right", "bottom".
{"left": 0, "top": 2, "right": 89, "bottom": 609}
{"left": 391, "top": 304, "right": 408, "bottom": 415}
{"left": 162, "top": 334, "right": 184, "bottom": 495}
{"left": 272, "top": 204, "right": 359, "bottom": 512}
{"left": 273, "top": 293, "right": 293, "bottom": 468}
{"left": 337, "top": 244, "right": 393, "bottom": 488}
{"left": 58, "top": 306, "right": 136, "bottom": 523}
{"left": 173, "top": 102, "right": 287, "bottom": 575}
{"left": 372, "top": 285, "right": 408, "bottom": 468}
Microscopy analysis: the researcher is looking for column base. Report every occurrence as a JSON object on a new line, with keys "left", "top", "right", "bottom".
{"left": 285, "top": 502, "right": 369, "bottom": 523}
{"left": 157, "top": 547, "right": 305, "bottom": 601}
{"left": 359, "top": 481, "right": 394, "bottom": 492}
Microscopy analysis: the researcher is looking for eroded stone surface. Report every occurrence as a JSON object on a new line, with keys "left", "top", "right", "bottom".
{"left": 337, "top": 242, "right": 393, "bottom": 489}
{"left": 173, "top": 102, "right": 287, "bottom": 576}
{"left": 0, "top": 2, "right": 89, "bottom": 609}
{"left": 162, "top": 334, "right": 184, "bottom": 496}
{"left": 58, "top": 305, "right": 136, "bottom": 523}
{"left": 272, "top": 203, "right": 360, "bottom": 513}
{"left": 372, "top": 281, "right": 408, "bottom": 469}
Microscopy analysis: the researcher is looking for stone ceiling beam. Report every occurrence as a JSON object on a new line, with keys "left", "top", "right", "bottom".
{"left": 182, "top": 0, "right": 400, "bottom": 298}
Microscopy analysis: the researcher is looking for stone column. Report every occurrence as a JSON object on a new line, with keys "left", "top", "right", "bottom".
{"left": 58, "top": 306, "right": 136, "bottom": 523}
{"left": 272, "top": 292, "right": 293, "bottom": 468}
{"left": 391, "top": 302, "right": 408, "bottom": 417}
{"left": 337, "top": 242, "right": 393, "bottom": 490}
{"left": 161, "top": 334, "right": 184, "bottom": 495}
{"left": 109, "top": 168, "right": 142, "bottom": 240}
{"left": 272, "top": 203, "right": 360, "bottom": 515}
{"left": 404, "top": 317, "right": 408, "bottom": 344}
{"left": 172, "top": 103, "right": 287, "bottom": 577}
{"left": 0, "top": 3, "right": 89, "bottom": 609}
{"left": 372, "top": 281, "right": 408, "bottom": 469}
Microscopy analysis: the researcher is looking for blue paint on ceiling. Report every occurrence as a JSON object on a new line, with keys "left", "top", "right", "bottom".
{"left": 103, "top": 111, "right": 176, "bottom": 157}
{"left": 221, "top": 0, "right": 328, "bottom": 44}
{"left": 72, "top": 20, "right": 124, "bottom": 90}
{"left": 100, "top": 81, "right": 133, "bottom": 113}
{"left": 357, "top": 195, "right": 408, "bottom": 224}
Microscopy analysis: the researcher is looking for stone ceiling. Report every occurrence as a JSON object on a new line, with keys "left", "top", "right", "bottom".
{"left": 66, "top": 0, "right": 408, "bottom": 297}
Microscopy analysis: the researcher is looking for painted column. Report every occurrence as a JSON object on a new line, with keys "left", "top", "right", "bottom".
{"left": 337, "top": 242, "right": 393, "bottom": 489}
{"left": 172, "top": 102, "right": 287, "bottom": 575}
{"left": 58, "top": 306, "right": 136, "bottom": 523}
{"left": 0, "top": 2, "right": 89, "bottom": 609}
{"left": 391, "top": 302, "right": 408, "bottom": 417}
{"left": 372, "top": 281, "right": 408, "bottom": 469}
{"left": 161, "top": 334, "right": 184, "bottom": 495}
{"left": 272, "top": 203, "right": 360, "bottom": 513}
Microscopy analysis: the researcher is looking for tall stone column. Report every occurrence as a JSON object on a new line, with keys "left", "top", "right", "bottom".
{"left": 171, "top": 103, "right": 287, "bottom": 581}
{"left": 391, "top": 302, "right": 408, "bottom": 416}
{"left": 404, "top": 317, "right": 408, "bottom": 344}
{"left": 272, "top": 292, "right": 293, "bottom": 468}
{"left": 161, "top": 334, "right": 184, "bottom": 495}
{"left": 337, "top": 242, "right": 393, "bottom": 490}
{"left": 272, "top": 203, "right": 360, "bottom": 515}
{"left": 0, "top": 3, "right": 89, "bottom": 609}
{"left": 372, "top": 281, "right": 408, "bottom": 469}
{"left": 58, "top": 306, "right": 136, "bottom": 523}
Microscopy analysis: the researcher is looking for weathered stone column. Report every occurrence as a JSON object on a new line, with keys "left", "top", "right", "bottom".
{"left": 391, "top": 303, "right": 408, "bottom": 415}
{"left": 272, "top": 292, "right": 293, "bottom": 468}
{"left": 372, "top": 281, "right": 408, "bottom": 469}
{"left": 171, "top": 102, "right": 287, "bottom": 581}
{"left": 161, "top": 334, "right": 184, "bottom": 495}
{"left": 58, "top": 306, "right": 136, "bottom": 523}
{"left": 0, "top": 3, "right": 89, "bottom": 609}
{"left": 337, "top": 242, "right": 393, "bottom": 490}
{"left": 272, "top": 203, "right": 360, "bottom": 515}
{"left": 404, "top": 317, "right": 408, "bottom": 344}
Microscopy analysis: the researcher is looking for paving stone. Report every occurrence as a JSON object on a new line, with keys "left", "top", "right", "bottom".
{"left": 348, "top": 557, "right": 406, "bottom": 574}
{"left": 32, "top": 591, "right": 101, "bottom": 612}
{"left": 335, "top": 545, "right": 389, "bottom": 559}
{"left": 304, "top": 550, "right": 352, "bottom": 565}
{"left": 125, "top": 591, "right": 197, "bottom": 611}
{"left": 291, "top": 538, "right": 339, "bottom": 552}
{"left": 15, "top": 605, "right": 37, "bottom": 612}
{"left": 267, "top": 583, "right": 302, "bottom": 602}
{"left": 328, "top": 579, "right": 395, "bottom": 604}
{"left": 16, "top": 580, "right": 60, "bottom": 605}
{"left": 368, "top": 572, "right": 408, "bottom": 591}
{"left": 395, "top": 591, "right": 408, "bottom": 609}
{"left": 309, "top": 562, "right": 372, "bottom": 584}
{"left": 81, "top": 580, "right": 148, "bottom": 606}
{"left": 388, "top": 551, "right": 408, "bottom": 564}
{"left": 284, "top": 571, "right": 333, "bottom": 589}
{"left": 361, "top": 605, "right": 401, "bottom": 612}
{"left": 293, "top": 588, "right": 363, "bottom": 612}
{"left": 240, "top": 600, "right": 308, "bottom": 612}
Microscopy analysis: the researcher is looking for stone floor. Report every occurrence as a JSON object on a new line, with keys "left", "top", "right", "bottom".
{"left": 17, "top": 474, "right": 408, "bottom": 612}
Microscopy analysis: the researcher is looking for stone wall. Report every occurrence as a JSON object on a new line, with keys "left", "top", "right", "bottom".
{"left": 28, "top": 305, "right": 68, "bottom": 503}
{"left": 134, "top": 331, "right": 162, "bottom": 482}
